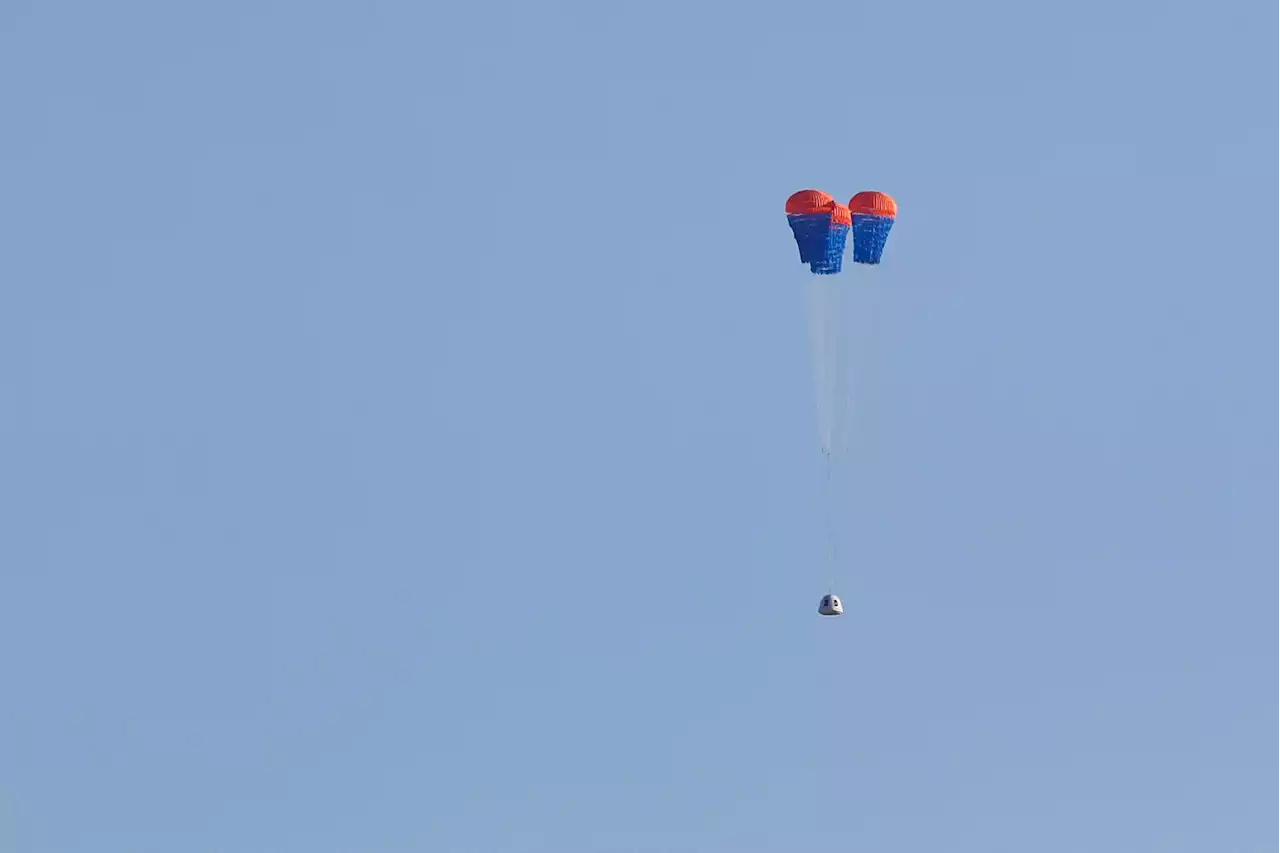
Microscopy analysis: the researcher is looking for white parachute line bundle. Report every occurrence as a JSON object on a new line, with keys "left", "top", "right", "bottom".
{"left": 806, "top": 274, "right": 850, "bottom": 593}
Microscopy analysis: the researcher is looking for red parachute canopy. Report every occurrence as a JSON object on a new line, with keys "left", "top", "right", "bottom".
{"left": 785, "top": 189, "right": 835, "bottom": 216}
{"left": 848, "top": 191, "right": 897, "bottom": 218}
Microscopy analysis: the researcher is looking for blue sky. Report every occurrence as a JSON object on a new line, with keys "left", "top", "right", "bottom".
{"left": 0, "top": 1, "right": 1275, "bottom": 851}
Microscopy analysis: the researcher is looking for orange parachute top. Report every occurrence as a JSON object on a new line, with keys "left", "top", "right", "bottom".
{"left": 785, "top": 189, "right": 835, "bottom": 216}
{"left": 825, "top": 201, "right": 852, "bottom": 226}
{"left": 848, "top": 191, "right": 897, "bottom": 218}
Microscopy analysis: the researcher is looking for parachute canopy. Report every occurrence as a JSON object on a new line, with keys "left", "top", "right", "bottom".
{"left": 786, "top": 190, "right": 852, "bottom": 275}
{"left": 848, "top": 191, "right": 897, "bottom": 265}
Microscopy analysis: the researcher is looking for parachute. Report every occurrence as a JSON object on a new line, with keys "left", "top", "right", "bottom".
{"left": 785, "top": 191, "right": 852, "bottom": 274}
{"left": 848, "top": 191, "right": 897, "bottom": 265}
{"left": 785, "top": 188, "right": 897, "bottom": 611}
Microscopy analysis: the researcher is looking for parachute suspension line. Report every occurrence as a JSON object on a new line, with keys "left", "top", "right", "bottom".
{"left": 831, "top": 279, "right": 852, "bottom": 595}
{"left": 832, "top": 278, "right": 855, "bottom": 597}
{"left": 823, "top": 447, "right": 837, "bottom": 594}
{"left": 830, "top": 270, "right": 875, "bottom": 598}
{"left": 808, "top": 275, "right": 845, "bottom": 595}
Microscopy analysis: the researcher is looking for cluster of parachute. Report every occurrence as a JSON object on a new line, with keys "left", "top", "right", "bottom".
{"left": 785, "top": 187, "right": 898, "bottom": 617}
{"left": 785, "top": 189, "right": 897, "bottom": 273}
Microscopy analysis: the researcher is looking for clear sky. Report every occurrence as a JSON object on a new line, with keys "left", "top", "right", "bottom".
{"left": 1, "top": 1, "right": 1274, "bottom": 851}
